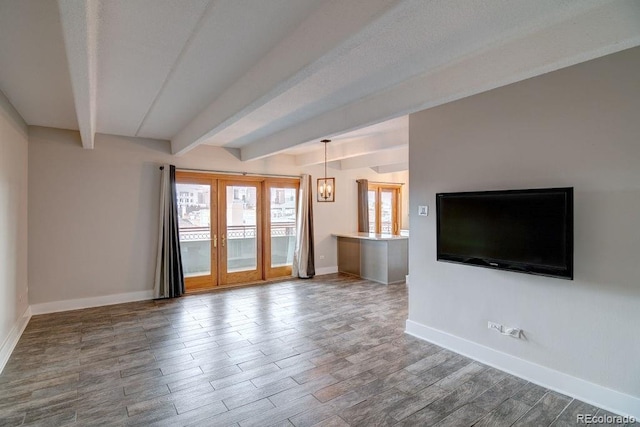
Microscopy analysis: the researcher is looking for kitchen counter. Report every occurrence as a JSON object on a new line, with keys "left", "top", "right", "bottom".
{"left": 331, "top": 232, "right": 408, "bottom": 241}
{"left": 332, "top": 232, "right": 408, "bottom": 285}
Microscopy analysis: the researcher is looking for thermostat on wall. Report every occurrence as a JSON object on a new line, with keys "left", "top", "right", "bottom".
{"left": 418, "top": 205, "right": 428, "bottom": 216}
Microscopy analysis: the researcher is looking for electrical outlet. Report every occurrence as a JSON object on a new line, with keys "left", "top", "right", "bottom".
{"left": 489, "top": 321, "right": 523, "bottom": 339}
{"left": 488, "top": 321, "right": 503, "bottom": 333}
{"left": 505, "top": 328, "right": 522, "bottom": 339}
{"left": 319, "top": 255, "right": 325, "bottom": 260}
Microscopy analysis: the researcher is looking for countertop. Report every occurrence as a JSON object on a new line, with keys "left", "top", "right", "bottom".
{"left": 331, "top": 232, "right": 408, "bottom": 241}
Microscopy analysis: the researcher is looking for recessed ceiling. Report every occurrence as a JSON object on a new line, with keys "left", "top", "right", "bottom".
{"left": 0, "top": 0, "right": 639, "bottom": 165}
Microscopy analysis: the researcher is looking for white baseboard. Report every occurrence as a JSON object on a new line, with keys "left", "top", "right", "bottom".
{"left": 405, "top": 319, "right": 640, "bottom": 419}
{"left": 0, "top": 306, "right": 32, "bottom": 374}
{"left": 30, "top": 290, "right": 154, "bottom": 315}
{"left": 315, "top": 266, "right": 338, "bottom": 276}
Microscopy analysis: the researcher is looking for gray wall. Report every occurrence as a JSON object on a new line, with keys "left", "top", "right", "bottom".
{"left": 0, "top": 91, "right": 29, "bottom": 353}
{"left": 28, "top": 128, "right": 408, "bottom": 305}
{"left": 408, "top": 47, "right": 640, "bottom": 398}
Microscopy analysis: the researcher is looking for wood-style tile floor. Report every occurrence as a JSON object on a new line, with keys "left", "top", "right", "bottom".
{"left": 0, "top": 274, "right": 630, "bottom": 426}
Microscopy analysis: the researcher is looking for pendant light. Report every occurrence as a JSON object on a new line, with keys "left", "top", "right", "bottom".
{"left": 317, "top": 139, "right": 335, "bottom": 202}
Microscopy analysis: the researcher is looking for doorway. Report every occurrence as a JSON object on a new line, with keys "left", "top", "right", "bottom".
{"left": 176, "top": 172, "right": 299, "bottom": 291}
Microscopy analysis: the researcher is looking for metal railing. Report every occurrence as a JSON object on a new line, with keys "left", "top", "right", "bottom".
{"left": 179, "top": 223, "right": 296, "bottom": 241}
{"left": 367, "top": 223, "right": 393, "bottom": 233}
{"left": 179, "top": 227, "right": 210, "bottom": 241}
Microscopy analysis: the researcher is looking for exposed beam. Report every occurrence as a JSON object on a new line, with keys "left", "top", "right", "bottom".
{"left": 0, "top": 89, "right": 28, "bottom": 137}
{"left": 339, "top": 146, "right": 408, "bottom": 170}
{"left": 170, "top": 0, "right": 399, "bottom": 155}
{"left": 223, "top": 147, "right": 241, "bottom": 160}
{"left": 295, "top": 131, "right": 406, "bottom": 166}
{"left": 57, "top": 0, "right": 98, "bottom": 149}
{"left": 371, "top": 162, "right": 408, "bottom": 174}
{"left": 239, "top": 0, "right": 640, "bottom": 161}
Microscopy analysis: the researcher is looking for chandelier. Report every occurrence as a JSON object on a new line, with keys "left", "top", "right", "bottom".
{"left": 317, "top": 139, "right": 335, "bottom": 202}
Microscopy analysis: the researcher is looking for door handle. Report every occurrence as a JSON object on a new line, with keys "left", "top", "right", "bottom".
{"left": 221, "top": 234, "right": 226, "bottom": 247}
{"left": 213, "top": 234, "right": 217, "bottom": 248}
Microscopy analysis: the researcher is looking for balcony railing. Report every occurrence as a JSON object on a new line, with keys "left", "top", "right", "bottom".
{"left": 180, "top": 223, "right": 296, "bottom": 275}
{"left": 179, "top": 227, "right": 211, "bottom": 241}
{"left": 367, "top": 223, "right": 393, "bottom": 233}
{"left": 179, "top": 223, "right": 296, "bottom": 242}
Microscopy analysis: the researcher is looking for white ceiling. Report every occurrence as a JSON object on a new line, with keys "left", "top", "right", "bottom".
{"left": 1, "top": 0, "right": 639, "bottom": 170}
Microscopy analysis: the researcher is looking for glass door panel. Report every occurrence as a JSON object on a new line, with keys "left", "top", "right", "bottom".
{"left": 380, "top": 190, "right": 394, "bottom": 234}
{"left": 226, "top": 183, "right": 257, "bottom": 273}
{"left": 368, "top": 190, "right": 377, "bottom": 233}
{"left": 220, "top": 180, "right": 262, "bottom": 284}
{"left": 177, "top": 182, "right": 211, "bottom": 277}
{"left": 175, "top": 175, "right": 218, "bottom": 290}
{"left": 264, "top": 180, "right": 299, "bottom": 279}
{"left": 270, "top": 187, "right": 297, "bottom": 268}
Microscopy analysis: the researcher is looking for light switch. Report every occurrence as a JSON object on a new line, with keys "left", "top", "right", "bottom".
{"left": 418, "top": 205, "right": 428, "bottom": 216}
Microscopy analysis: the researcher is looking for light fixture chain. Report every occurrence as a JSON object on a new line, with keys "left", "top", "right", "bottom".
{"left": 318, "top": 139, "right": 332, "bottom": 201}
{"left": 324, "top": 140, "right": 327, "bottom": 180}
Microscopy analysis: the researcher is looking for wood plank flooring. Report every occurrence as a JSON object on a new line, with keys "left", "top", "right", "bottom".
{"left": 0, "top": 274, "right": 633, "bottom": 426}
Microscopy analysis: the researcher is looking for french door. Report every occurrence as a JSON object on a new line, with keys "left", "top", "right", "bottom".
{"left": 175, "top": 173, "right": 218, "bottom": 290}
{"left": 264, "top": 180, "right": 299, "bottom": 279}
{"left": 176, "top": 172, "right": 298, "bottom": 291}
{"left": 219, "top": 179, "right": 262, "bottom": 285}
{"left": 368, "top": 183, "right": 401, "bottom": 234}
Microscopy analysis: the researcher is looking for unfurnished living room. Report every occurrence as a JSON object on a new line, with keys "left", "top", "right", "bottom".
{"left": 1, "top": 1, "right": 639, "bottom": 426}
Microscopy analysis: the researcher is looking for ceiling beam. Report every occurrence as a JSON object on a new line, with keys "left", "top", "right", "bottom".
{"left": 239, "top": 0, "right": 640, "bottom": 161}
{"left": 169, "top": 0, "right": 400, "bottom": 155}
{"left": 0, "top": 89, "right": 27, "bottom": 137}
{"left": 371, "top": 163, "right": 408, "bottom": 174}
{"left": 339, "top": 146, "right": 408, "bottom": 170}
{"left": 295, "top": 130, "right": 407, "bottom": 166}
{"left": 57, "top": 0, "right": 98, "bottom": 149}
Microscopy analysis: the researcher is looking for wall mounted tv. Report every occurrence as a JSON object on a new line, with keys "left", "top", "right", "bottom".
{"left": 436, "top": 187, "right": 573, "bottom": 279}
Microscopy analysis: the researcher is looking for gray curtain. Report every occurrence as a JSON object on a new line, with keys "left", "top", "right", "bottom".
{"left": 153, "top": 164, "right": 185, "bottom": 298}
{"left": 357, "top": 179, "right": 369, "bottom": 232}
{"left": 293, "top": 174, "right": 315, "bottom": 278}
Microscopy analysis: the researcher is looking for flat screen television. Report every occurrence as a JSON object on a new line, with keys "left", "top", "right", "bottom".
{"left": 436, "top": 187, "right": 573, "bottom": 279}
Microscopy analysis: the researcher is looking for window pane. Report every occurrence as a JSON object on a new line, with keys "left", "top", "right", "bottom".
{"left": 380, "top": 190, "right": 393, "bottom": 234}
{"left": 226, "top": 185, "right": 257, "bottom": 272}
{"left": 270, "top": 188, "right": 297, "bottom": 267}
{"left": 177, "top": 183, "right": 211, "bottom": 277}
{"left": 368, "top": 190, "right": 376, "bottom": 232}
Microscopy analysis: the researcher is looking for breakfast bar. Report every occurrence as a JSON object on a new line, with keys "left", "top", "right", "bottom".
{"left": 332, "top": 232, "right": 408, "bottom": 285}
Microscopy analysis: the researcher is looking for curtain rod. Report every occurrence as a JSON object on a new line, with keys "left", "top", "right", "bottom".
{"left": 357, "top": 179, "right": 405, "bottom": 185}
{"left": 159, "top": 166, "right": 300, "bottom": 179}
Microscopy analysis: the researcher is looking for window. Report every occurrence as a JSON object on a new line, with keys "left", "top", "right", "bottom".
{"left": 368, "top": 183, "right": 401, "bottom": 234}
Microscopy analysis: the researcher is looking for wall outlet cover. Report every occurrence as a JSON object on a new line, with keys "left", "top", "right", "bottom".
{"left": 488, "top": 321, "right": 503, "bottom": 332}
